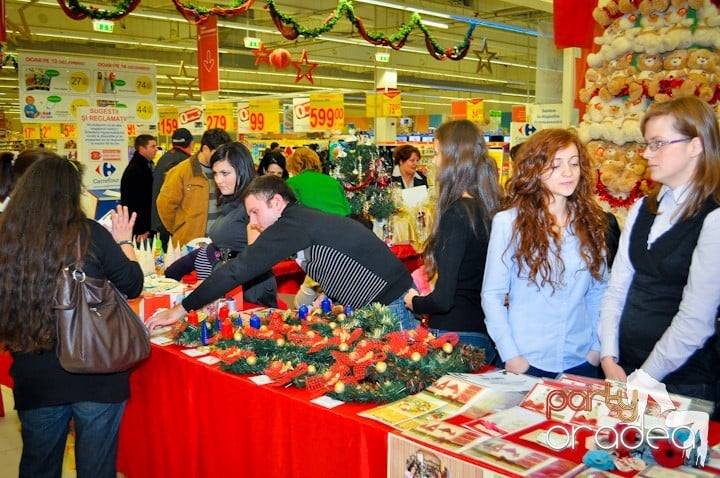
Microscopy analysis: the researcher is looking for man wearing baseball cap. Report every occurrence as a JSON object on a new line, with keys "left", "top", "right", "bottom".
{"left": 151, "top": 128, "right": 193, "bottom": 250}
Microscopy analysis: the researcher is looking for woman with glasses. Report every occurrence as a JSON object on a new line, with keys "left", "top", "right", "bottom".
{"left": 482, "top": 128, "right": 610, "bottom": 378}
{"left": 600, "top": 96, "right": 720, "bottom": 415}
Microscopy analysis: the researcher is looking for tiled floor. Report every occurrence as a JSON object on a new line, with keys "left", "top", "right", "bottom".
{"left": 0, "top": 385, "right": 79, "bottom": 478}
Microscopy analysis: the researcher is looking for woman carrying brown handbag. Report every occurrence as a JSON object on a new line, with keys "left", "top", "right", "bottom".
{"left": 0, "top": 153, "right": 144, "bottom": 478}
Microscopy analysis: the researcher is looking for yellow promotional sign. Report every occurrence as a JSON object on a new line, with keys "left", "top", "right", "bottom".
{"left": 158, "top": 106, "right": 180, "bottom": 136}
{"left": 249, "top": 99, "right": 280, "bottom": 133}
{"left": 23, "top": 125, "right": 41, "bottom": 140}
{"left": 309, "top": 93, "right": 344, "bottom": 130}
{"left": 204, "top": 103, "right": 234, "bottom": 131}
{"left": 41, "top": 124, "right": 61, "bottom": 140}
{"left": 467, "top": 98, "right": 484, "bottom": 123}
{"left": 365, "top": 91, "right": 402, "bottom": 118}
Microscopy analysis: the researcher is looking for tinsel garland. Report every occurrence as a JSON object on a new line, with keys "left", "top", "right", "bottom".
{"left": 172, "top": 303, "right": 485, "bottom": 403}
{"left": 171, "top": 0, "right": 254, "bottom": 24}
{"left": 56, "top": 0, "right": 142, "bottom": 20}
{"left": 595, "top": 170, "right": 645, "bottom": 209}
{"left": 265, "top": 0, "right": 475, "bottom": 61}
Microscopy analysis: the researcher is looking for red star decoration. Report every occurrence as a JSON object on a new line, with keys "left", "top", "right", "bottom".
{"left": 292, "top": 49, "right": 318, "bottom": 84}
{"left": 252, "top": 43, "right": 271, "bottom": 67}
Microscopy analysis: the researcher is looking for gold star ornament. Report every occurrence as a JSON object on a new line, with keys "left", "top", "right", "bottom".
{"left": 474, "top": 38, "right": 496, "bottom": 74}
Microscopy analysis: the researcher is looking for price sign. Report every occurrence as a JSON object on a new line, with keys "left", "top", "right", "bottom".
{"left": 69, "top": 71, "right": 90, "bottom": 93}
{"left": 204, "top": 103, "right": 233, "bottom": 131}
{"left": 127, "top": 123, "right": 137, "bottom": 137}
{"left": 249, "top": 99, "right": 280, "bottom": 133}
{"left": 135, "top": 100, "right": 154, "bottom": 121}
{"left": 467, "top": 98, "right": 484, "bottom": 123}
{"left": 309, "top": 93, "right": 344, "bottom": 130}
{"left": 382, "top": 91, "right": 402, "bottom": 117}
{"left": 158, "top": 107, "right": 179, "bottom": 136}
{"left": 237, "top": 102, "right": 250, "bottom": 134}
{"left": 62, "top": 123, "right": 77, "bottom": 139}
{"left": 41, "top": 124, "right": 61, "bottom": 140}
{"left": 135, "top": 76, "right": 154, "bottom": 95}
{"left": 23, "top": 126, "right": 40, "bottom": 140}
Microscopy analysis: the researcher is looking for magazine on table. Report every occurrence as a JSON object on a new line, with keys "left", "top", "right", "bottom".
{"left": 402, "top": 420, "right": 487, "bottom": 453}
{"left": 462, "top": 437, "right": 570, "bottom": 477}
{"left": 463, "top": 405, "right": 547, "bottom": 437}
{"left": 358, "top": 391, "right": 449, "bottom": 427}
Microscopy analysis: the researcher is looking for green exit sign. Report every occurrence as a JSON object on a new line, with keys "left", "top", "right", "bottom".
{"left": 244, "top": 37, "right": 261, "bottom": 49}
{"left": 92, "top": 20, "right": 114, "bottom": 33}
{"left": 375, "top": 52, "right": 390, "bottom": 63}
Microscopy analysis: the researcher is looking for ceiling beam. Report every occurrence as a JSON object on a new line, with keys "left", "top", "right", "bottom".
{"left": 500, "top": 0, "right": 553, "bottom": 14}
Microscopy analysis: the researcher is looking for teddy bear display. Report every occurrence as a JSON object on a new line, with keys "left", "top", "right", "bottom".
{"left": 583, "top": 0, "right": 720, "bottom": 208}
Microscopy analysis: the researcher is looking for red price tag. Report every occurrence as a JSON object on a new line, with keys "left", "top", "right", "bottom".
{"left": 249, "top": 112, "right": 265, "bottom": 132}
{"left": 160, "top": 117, "right": 179, "bottom": 136}
{"left": 309, "top": 107, "right": 344, "bottom": 130}
{"left": 205, "top": 114, "right": 227, "bottom": 130}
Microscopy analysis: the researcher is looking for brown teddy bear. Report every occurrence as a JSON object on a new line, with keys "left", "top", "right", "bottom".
{"left": 594, "top": 0, "right": 623, "bottom": 27}
{"left": 686, "top": 48, "right": 717, "bottom": 102}
{"left": 598, "top": 53, "right": 637, "bottom": 101}
{"left": 628, "top": 52, "right": 663, "bottom": 100}
{"left": 599, "top": 146, "right": 627, "bottom": 194}
{"left": 655, "top": 49, "right": 694, "bottom": 102}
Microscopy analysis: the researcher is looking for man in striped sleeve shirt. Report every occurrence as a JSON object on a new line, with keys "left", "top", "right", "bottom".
{"left": 147, "top": 175, "right": 416, "bottom": 331}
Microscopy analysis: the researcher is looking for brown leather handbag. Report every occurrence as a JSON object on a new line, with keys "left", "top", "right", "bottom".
{"left": 54, "top": 240, "right": 150, "bottom": 374}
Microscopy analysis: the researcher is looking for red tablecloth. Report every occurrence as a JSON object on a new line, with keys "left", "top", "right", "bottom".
{"left": 117, "top": 344, "right": 392, "bottom": 478}
{"left": 272, "top": 243, "right": 422, "bottom": 294}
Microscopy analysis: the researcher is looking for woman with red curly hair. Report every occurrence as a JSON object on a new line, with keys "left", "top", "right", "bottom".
{"left": 481, "top": 128, "right": 610, "bottom": 378}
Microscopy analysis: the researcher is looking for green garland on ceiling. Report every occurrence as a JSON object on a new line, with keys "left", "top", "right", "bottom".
{"left": 266, "top": 0, "right": 476, "bottom": 61}
{"left": 171, "top": 0, "right": 254, "bottom": 24}
{"left": 57, "top": 0, "right": 142, "bottom": 20}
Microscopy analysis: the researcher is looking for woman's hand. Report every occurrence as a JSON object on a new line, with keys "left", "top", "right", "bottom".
{"left": 586, "top": 350, "right": 600, "bottom": 366}
{"left": 504, "top": 356, "right": 530, "bottom": 374}
{"left": 404, "top": 288, "right": 419, "bottom": 310}
{"left": 110, "top": 205, "right": 137, "bottom": 243}
{"left": 601, "top": 356, "right": 627, "bottom": 382}
{"left": 146, "top": 303, "right": 186, "bottom": 332}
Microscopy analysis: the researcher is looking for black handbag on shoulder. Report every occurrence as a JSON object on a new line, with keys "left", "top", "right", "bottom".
{"left": 54, "top": 239, "right": 150, "bottom": 374}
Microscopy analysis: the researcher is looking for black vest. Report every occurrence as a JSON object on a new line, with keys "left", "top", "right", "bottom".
{"left": 619, "top": 197, "right": 720, "bottom": 384}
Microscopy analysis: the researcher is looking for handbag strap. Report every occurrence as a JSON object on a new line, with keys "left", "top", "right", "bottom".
{"left": 67, "top": 236, "right": 86, "bottom": 281}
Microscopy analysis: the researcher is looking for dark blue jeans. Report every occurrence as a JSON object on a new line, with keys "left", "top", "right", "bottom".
{"left": 17, "top": 401, "right": 126, "bottom": 478}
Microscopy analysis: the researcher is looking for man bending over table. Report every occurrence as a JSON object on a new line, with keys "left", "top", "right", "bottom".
{"left": 147, "top": 175, "right": 416, "bottom": 331}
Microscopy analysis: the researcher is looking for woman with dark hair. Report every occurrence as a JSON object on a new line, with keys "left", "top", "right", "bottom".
{"left": 257, "top": 150, "right": 289, "bottom": 179}
{"left": 391, "top": 144, "right": 428, "bottom": 189}
{"left": 165, "top": 142, "right": 278, "bottom": 307}
{"left": 600, "top": 96, "right": 720, "bottom": 412}
{"left": 403, "top": 120, "right": 502, "bottom": 357}
{"left": 482, "top": 128, "right": 609, "bottom": 378}
{"left": 0, "top": 153, "right": 143, "bottom": 477}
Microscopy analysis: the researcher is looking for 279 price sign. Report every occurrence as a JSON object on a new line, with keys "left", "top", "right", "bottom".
{"left": 309, "top": 93, "right": 344, "bottom": 131}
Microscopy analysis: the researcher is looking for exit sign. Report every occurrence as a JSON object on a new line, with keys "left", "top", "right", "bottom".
{"left": 375, "top": 52, "right": 390, "bottom": 63}
{"left": 244, "top": 37, "right": 261, "bottom": 49}
{"left": 92, "top": 19, "right": 114, "bottom": 33}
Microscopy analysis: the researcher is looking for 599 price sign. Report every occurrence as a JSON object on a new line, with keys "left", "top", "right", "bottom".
{"left": 309, "top": 93, "right": 344, "bottom": 131}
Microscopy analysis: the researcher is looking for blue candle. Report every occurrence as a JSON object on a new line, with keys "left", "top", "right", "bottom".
{"left": 321, "top": 297, "right": 332, "bottom": 313}
{"left": 249, "top": 314, "right": 261, "bottom": 329}
{"left": 344, "top": 306, "right": 354, "bottom": 317}
{"left": 200, "top": 320, "right": 209, "bottom": 346}
{"left": 298, "top": 304, "right": 308, "bottom": 320}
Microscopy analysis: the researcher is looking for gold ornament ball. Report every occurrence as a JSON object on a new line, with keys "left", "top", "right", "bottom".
{"left": 246, "top": 355, "right": 257, "bottom": 366}
{"left": 375, "top": 361, "right": 387, "bottom": 373}
{"left": 233, "top": 330, "right": 243, "bottom": 341}
{"left": 411, "top": 351, "right": 422, "bottom": 362}
{"left": 336, "top": 313, "right": 346, "bottom": 322}
{"left": 334, "top": 382, "right": 346, "bottom": 394}
{"left": 307, "top": 364, "right": 317, "bottom": 374}
{"left": 442, "top": 343, "right": 454, "bottom": 354}
{"left": 276, "top": 338, "right": 286, "bottom": 347}
{"left": 329, "top": 322, "right": 337, "bottom": 329}
{"left": 338, "top": 343, "right": 349, "bottom": 352}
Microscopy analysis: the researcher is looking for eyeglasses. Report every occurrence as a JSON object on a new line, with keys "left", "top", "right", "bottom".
{"left": 642, "top": 138, "right": 691, "bottom": 152}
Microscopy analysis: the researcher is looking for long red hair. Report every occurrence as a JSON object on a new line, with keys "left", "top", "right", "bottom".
{"left": 504, "top": 129, "right": 608, "bottom": 289}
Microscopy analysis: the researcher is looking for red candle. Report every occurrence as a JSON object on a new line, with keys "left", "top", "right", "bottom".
{"left": 218, "top": 305, "right": 229, "bottom": 321}
{"left": 187, "top": 310, "right": 199, "bottom": 327}
{"left": 221, "top": 319, "right": 233, "bottom": 339}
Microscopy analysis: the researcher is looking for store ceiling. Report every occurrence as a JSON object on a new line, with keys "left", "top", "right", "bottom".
{"left": 1, "top": 0, "right": 555, "bottom": 124}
